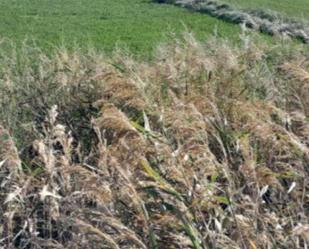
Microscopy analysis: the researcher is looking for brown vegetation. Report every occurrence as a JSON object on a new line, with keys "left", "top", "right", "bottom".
{"left": 0, "top": 34, "right": 308, "bottom": 248}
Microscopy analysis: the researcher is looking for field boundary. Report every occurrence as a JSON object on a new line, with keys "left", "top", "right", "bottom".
{"left": 154, "top": 0, "right": 309, "bottom": 43}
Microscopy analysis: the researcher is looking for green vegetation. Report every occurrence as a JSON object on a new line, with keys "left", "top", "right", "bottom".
{"left": 0, "top": 0, "right": 241, "bottom": 55}
{"left": 225, "top": 0, "right": 309, "bottom": 19}
{"left": 154, "top": 0, "right": 309, "bottom": 44}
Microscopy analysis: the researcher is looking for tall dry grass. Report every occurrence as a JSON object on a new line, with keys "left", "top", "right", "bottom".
{"left": 0, "top": 33, "right": 308, "bottom": 248}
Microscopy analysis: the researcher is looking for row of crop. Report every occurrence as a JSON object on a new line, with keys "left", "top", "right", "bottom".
{"left": 154, "top": 0, "right": 309, "bottom": 43}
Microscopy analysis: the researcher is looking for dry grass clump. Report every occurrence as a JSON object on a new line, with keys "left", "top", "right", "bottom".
{"left": 0, "top": 34, "right": 308, "bottom": 248}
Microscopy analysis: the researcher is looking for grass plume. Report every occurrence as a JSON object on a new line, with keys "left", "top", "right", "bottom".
{"left": 0, "top": 33, "right": 308, "bottom": 248}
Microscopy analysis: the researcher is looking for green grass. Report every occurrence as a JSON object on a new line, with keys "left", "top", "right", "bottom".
{"left": 0, "top": 0, "right": 242, "bottom": 56}
{"left": 224, "top": 0, "right": 309, "bottom": 20}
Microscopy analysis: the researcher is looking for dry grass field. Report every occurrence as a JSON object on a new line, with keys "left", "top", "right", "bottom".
{"left": 0, "top": 1, "right": 308, "bottom": 249}
{"left": 0, "top": 33, "right": 308, "bottom": 248}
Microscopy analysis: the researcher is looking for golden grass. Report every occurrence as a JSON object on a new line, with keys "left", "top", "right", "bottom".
{"left": 0, "top": 33, "right": 308, "bottom": 248}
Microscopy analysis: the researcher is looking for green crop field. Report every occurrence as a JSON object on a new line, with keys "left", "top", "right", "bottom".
{"left": 0, "top": 0, "right": 242, "bottom": 56}
{"left": 224, "top": 0, "right": 309, "bottom": 20}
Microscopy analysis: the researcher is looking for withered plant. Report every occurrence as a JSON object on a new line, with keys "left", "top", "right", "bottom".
{"left": 0, "top": 33, "right": 308, "bottom": 248}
